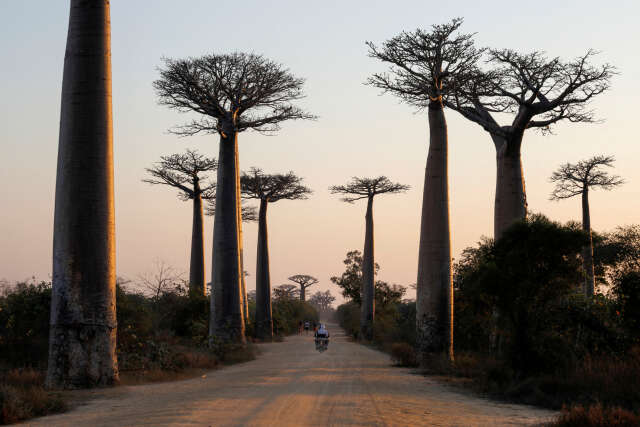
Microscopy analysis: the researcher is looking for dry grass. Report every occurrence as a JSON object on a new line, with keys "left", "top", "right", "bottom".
{"left": 548, "top": 404, "right": 640, "bottom": 426}
{"left": 0, "top": 369, "right": 67, "bottom": 425}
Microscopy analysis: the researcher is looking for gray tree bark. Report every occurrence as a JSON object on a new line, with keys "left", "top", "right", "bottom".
{"left": 300, "top": 286, "right": 306, "bottom": 302}
{"left": 416, "top": 100, "right": 453, "bottom": 363}
{"left": 189, "top": 191, "right": 205, "bottom": 295}
{"left": 361, "top": 196, "right": 375, "bottom": 341}
{"left": 582, "top": 188, "right": 596, "bottom": 296}
{"left": 255, "top": 199, "right": 273, "bottom": 339}
{"left": 210, "top": 129, "right": 246, "bottom": 344}
{"left": 47, "top": 0, "right": 118, "bottom": 389}
{"left": 493, "top": 133, "right": 527, "bottom": 239}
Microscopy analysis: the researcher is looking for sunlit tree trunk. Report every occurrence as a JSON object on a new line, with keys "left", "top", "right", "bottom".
{"left": 582, "top": 188, "right": 596, "bottom": 296}
{"left": 493, "top": 133, "right": 527, "bottom": 239}
{"left": 210, "top": 129, "right": 245, "bottom": 344}
{"left": 189, "top": 191, "right": 205, "bottom": 295}
{"left": 255, "top": 199, "right": 273, "bottom": 339}
{"left": 235, "top": 141, "right": 249, "bottom": 326}
{"left": 416, "top": 100, "right": 453, "bottom": 364}
{"left": 47, "top": 0, "right": 118, "bottom": 389}
{"left": 361, "top": 196, "right": 375, "bottom": 341}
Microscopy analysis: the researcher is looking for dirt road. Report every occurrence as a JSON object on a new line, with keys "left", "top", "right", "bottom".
{"left": 30, "top": 325, "right": 555, "bottom": 426}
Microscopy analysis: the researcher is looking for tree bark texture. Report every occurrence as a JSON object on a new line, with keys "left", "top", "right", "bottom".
{"left": 189, "top": 193, "right": 205, "bottom": 295}
{"left": 47, "top": 0, "right": 118, "bottom": 389}
{"left": 416, "top": 101, "right": 453, "bottom": 363}
{"left": 360, "top": 196, "right": 375, "bottom": 341}
{"left": 210, "top": 130, "right": 246, "bottom": 344}
{"left": 493, "top": 134, "right": 527, "bottom": 239}
{"left": 255, "top": 199, "right": 273, "bottom": 339}
{"left": 582, "top": 189, "right": 596, "bottom": 296}
{"left": 236, "top": 139, "right": 249, "bottom": 325}
{"left": 300, "top": 286, "right": 306, "bottom": 302}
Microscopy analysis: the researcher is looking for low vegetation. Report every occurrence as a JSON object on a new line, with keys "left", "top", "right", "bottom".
{"left": 335, "top": 217, "right": 640, "bottom": 425}
{"left": 0, "top": 277, "right": 317, "bottom": 424}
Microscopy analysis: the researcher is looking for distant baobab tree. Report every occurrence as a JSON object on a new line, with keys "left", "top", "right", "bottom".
{"left": 205, "top": 198, "right": 258, "bottom": 326}
{"left": 368, "top": 19, "right": 478, "bottom": 360}
{"left": 446, "top": 47, "right": 615, "bottom": 238}
{"left": 47, "top": 0, "right": 118, "bottom": 389}
{"left": 143, "top": 149, "right": 216, "bottom": 295}
{"left": 550, "top": 155, "right": 624, "bottom": 296}
{"left": 273, "top": 284, "right": 300, "bottom": 300}
{"left": 330, "top": 177, "right": 409, "bottom": 341}
{"left": 309, "top": 290, "right": 336, "bottom": 313}
{"left": 288, "top": 275, "right": 319, "bottom": 301}
{"left": 241, "top": 168, "right": 312, "bottom": 339}
{"left": 154, "top": 52, "right": 314, "bottom": 344}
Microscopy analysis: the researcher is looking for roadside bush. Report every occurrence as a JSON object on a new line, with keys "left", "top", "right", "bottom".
{"left": 390, "top": 342, "right": 417, "bottom": 367}
{"left": 0, "top": 369, "right": 66, "bottom": 425}
{"left": 550, "top": 404, "right": 640, "bottom": 427}
{"left": 271, "top": 297, "right": 318, "bottom": 337}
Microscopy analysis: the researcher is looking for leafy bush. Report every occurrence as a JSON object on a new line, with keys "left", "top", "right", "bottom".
{"left": 551, "top": 404, "right": 640, "bottom": 427}
{"left": 0, "top": 369, "right": 66, "bottom": 425}
{"left": 390, "top": 342, "right": 417, "bottom": 367}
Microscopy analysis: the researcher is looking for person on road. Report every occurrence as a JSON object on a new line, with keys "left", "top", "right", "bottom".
{"left": 304, "top": 320, "right": 310, "bottom": 335}
{"left": 314, "top": 323, "right": 329, "bottom": 339}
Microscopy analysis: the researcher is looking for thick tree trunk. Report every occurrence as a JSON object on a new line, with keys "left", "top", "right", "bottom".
{"left": 300, "top": 285, "right": 306, "bottom": 302}
{"left": 255, "top": 199, "right": 273, "bottom": 340}
{"left": 361, "top": 196, "right": 375, "bottom": 341}
{"left": 582, "top": 189, "right": 596, "bottom": 296}
{"left": 47, "top": 0, "right": 118, "bottom": 389}
{"left": 493, "top": 134, "right": 527, "bottom": 239}
{"left": 416, "top": 100, "right": 453, "bottom": 364}
{"left": 189, "top": 193, "right": 205, "bottom": 295}
{"left": 236, "top": 140, "right": 249, "bottom": 326}
{"left": 210, "top": 130, "right": 245, "bottom": 344}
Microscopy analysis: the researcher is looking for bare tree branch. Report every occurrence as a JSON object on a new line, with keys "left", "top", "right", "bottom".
{"left": 154, "top": 52, "right": 316, "bottom": 136}
{"left": 329, "top": 176, "right": 410, "bottom": 203}
{"left": 550, "top": 155, "right": 624, "bottom": 200}
{"left": 241, "top": 167, "right": 312, "bottom": 203}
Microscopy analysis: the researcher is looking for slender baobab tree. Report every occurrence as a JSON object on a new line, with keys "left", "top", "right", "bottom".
{"left": 241, "top": 168, "right": 312, "bottom": 339}
{"left": 447, "top": 49, "right": 615, "bottom": 238}
{"left": 368, "top": 19, "right": 480, "bottom": 360}
{"left": 273, "top": 284, "right": 300, "bottom": 300}
{"left": 550, "top": 155, "right": 624, "bottom": 296}
{"left": 330, "top": 177, "right": 409, "bottom": 341}
{"left": 143, "top": 150, "right": 216, "bottom": 295}
{"left": 47, "top": 0, "right": 118, "bottom": 389}
{"left": 288, "top": 275, "right": 319, "bottom": 301}
{"left": 206, "top": 200, "right": 257, "bottom": 325}
{"left": 154, "top": 53, "right": 314, "bottom": 344}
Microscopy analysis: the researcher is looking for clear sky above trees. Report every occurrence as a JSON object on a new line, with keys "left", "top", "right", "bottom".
{"left": 1, "top": 1, "right": 639, "bottom": 303}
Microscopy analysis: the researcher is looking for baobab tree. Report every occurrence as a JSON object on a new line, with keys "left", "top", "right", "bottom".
{"left": 273, "top": 284, "right": 299, "bottom": 300}
{"left": 288, "top": 275, "right": 319, "bottom": 301}
{"left": 309, "top": 290, "right": 336, "bottom": 314}
{"left": 330, "top": 177, "right": 409, "bottom": 341}
{"left": 550, "top": 155, "right": 624, "bottom": 296}
{"left": 241, "top": 168, "right": 312, "bottom": 339}
{"left": 446, "top": 48, "right": 615, "bottom": 238}
{"left": 47, "top": 0, "right": 118, "bottom": 389}
{"left": 154, "top": 52, "right": 314, "bottom": 344}
{"left": 367, "top": 19, "right": 479, "bottom": 359}
{"left": 205, "top": 198, "right": 257, "bottom": 325}
{"left": 143, "top": 149, "right": 216, "bottom": 295}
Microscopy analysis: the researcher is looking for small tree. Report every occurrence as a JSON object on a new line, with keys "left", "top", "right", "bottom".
{"left": 330, "top": 177, "right": 409, "bottom": 341}
{"left": 309, "top": 290, "right": 336, "bottom": 314}
{"left": 288, "top": 275, "right": 318, "bottom": 302}
{"left": 273, "top": 284, "right": 299, "bottom": 301}
{"left": 447, "top": 49, "right": 615, "bottom": 238}
{"left": 550, "top": 155, "right": 624, "bottom": 296}
{"left": 154, "top": 52, "right": 314, "bottom": 344}
{"left": 241, "top": 168, "right": 312, "bottom": 339}
{"left": 330, "top": 250, "right": 379, "bottom": 304}
{"left": 143, "top": 149, "right": 216, "bottom": 295}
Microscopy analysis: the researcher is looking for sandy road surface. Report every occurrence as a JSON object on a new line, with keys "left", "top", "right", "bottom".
{"left": 29, "top": 325, "right": 555, "bottom": 426}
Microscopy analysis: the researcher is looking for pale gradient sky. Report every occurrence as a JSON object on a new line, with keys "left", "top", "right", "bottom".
{"left": 1, "top": 1, "right": 639, "bottom": 303}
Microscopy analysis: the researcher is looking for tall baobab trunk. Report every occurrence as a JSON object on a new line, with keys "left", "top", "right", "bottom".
{"left": 581, "top": 188, "right": 596, "bottom": 296}
{"left": 300, "top": 285, "right": 306, "bottom": 302}
{"left": 361, "top": 196, "right": 375, "bottom": 341}
{"left": 235, "top": 140, "right": 249, "bottom": 325}
{"left": 416, "top": 100, "right": 453, "bottom": 363}
{"left": 189, "top": 191, "right": 205, "bottom": 295}
{"left": 255, "top": 199, "right": 273, "bottom": 339}
{"left": 493, "top": 133, "right": 527, "bottom": 239}
{"left": 47, "top": 0, "right": 118, "bottom": 389}
{"left": 210, "top": 129, "right": 245, "bottom": 344}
